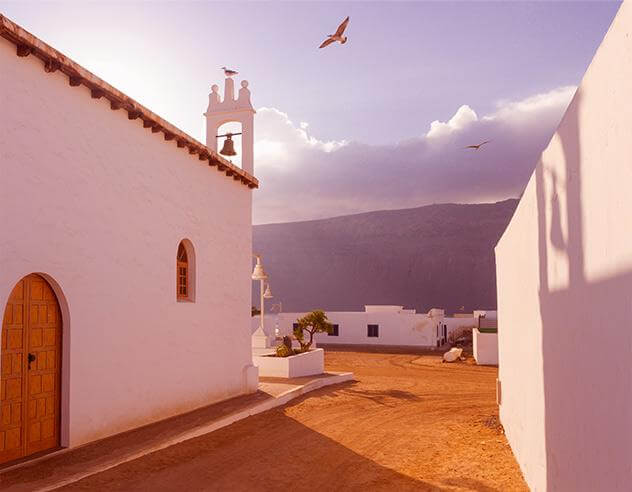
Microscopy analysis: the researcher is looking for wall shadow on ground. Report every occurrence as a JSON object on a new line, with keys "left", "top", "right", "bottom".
{"left": 58, "top": 409, "right": 455, "bottom": 492}
{"left": 38, "top": 375, "right": 508, "bottom": 492}
{"left": 536, "top": 90, "right": 632, "bottom": 490}
{"left": 321, "top": 343, "right": 445, "bottom": 356}
{"left": 328, "top": 387, "right": 423, "bottom": 407}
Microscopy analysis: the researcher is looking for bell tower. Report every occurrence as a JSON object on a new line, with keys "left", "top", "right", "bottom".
{"left": 204, "top": 75, "right": 255, "bottom": 176}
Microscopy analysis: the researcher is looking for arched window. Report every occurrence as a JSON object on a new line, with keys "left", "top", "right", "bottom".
{"left": 177, "top": 242, "right": 189, "bottom": 301}
{"left": 176, "top": 239, "right": 196, "bottom": 302}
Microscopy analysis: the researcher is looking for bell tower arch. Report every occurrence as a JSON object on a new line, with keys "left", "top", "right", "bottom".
{"left": 204, "top": 75, "right": 255, "bottom": 175}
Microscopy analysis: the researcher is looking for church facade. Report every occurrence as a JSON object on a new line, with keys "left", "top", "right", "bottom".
{"left": 0, "top": 15, "right": 258, "bottom": 465}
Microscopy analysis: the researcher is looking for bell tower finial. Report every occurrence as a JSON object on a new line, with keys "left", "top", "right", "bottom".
{"left": 204, "top": 73, "right": 255, "bottom": 176}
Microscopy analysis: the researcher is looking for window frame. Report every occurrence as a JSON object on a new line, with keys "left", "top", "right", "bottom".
{"left": 367, "top": 324, "right": 379, "bottom": 338}
{"left": 176, "top": 240, "right": 195, "bottom": 302}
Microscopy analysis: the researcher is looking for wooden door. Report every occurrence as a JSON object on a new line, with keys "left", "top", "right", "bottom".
{"left": 0, "top": 274, "right": 62, "bottom": 465}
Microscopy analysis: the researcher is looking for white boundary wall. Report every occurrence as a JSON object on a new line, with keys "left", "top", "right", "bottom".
{"left": 251, "top": 314, "right": 278, "bottom": 337}
{"left": 495, "top": 3, "right": 631, "bottom": 489}
{"left": 472, "top": 329, "right": 498, "bottom": 366}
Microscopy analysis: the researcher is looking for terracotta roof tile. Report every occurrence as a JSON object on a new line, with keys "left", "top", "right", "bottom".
{"left": 0, "top": 14, "right": 258, "bottom": 189}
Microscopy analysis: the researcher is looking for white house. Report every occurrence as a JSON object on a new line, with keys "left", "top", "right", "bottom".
{"left": 495, "top": 2, "right": 631, "bottom": 489}
{"left": 253, "top": 307, "right": 497, "bottom": 350}
{"left": 0, "top": 15, "right": 258, "bottom": 466}
{"left": 272, "top": 306, "right": 448, "bottom": 348}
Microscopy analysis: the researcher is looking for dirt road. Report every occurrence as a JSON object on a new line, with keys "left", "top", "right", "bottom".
{"left": 62, "top": 349, "right": 527, "bottom": 491}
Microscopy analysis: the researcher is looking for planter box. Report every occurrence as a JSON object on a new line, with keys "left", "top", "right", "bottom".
{"left": 253, "top": 348, "right": 324, "bottom": 378}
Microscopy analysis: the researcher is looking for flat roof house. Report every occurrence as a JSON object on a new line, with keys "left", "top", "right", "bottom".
{"left": 275, "top": 306, "right": 448, "bottom": 348}
{"left": 254, "top": 307, "right": 496, "bottom": 350}
{"left": 0, "top": 15, "right": 258, "bottom": 465}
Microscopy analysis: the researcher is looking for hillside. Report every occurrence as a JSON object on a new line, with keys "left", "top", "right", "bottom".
{"left": 253, "top": 199, "right": 518, "bottom": 314}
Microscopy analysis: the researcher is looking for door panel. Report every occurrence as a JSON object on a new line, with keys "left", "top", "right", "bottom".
{"left": 25, "top": 276, "right": 61, "bottom": 455}
{"left": 0, "top": 275, "right": 61, "bottom": 465}
{"left": 0, "top": 279, "right": 26, "bottom": 463}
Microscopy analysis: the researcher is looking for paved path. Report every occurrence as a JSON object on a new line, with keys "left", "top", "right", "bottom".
{"left": 0, "top": 372, "right": 352, "bottom": 491}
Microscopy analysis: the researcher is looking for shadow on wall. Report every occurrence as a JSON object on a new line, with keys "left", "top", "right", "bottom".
{"left": 536, "top": 90, "right": 632, "bottom": 489}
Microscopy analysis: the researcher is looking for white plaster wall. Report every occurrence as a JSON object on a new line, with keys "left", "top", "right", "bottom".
{"left": 473, "top": 310, "right": 497, "bottom": 319}
{"left": 250, "top": 314, "right": 277, "bottom": 337}
{"left": 277, "top": 311, "right": 443, "bottom": 347}
{"left": 496, "top": 3, "right": 631, "bottom": 489}
{"left": 0, "top": 37, "right": 254, "bottom": 448}
{"left": 472, "top": 329, "right": 498, "bottom": 366}
{"left": 364, "top": 305, "right": 404, "bottom": 313}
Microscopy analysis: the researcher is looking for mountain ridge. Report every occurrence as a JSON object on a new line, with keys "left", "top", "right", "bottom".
{"left": 253, "top": 199, "right": 519, "bottom": 314}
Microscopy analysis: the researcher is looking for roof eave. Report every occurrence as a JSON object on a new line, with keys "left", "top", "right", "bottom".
{"left": 0, "top": 14, "right": 258, "bottom": 189}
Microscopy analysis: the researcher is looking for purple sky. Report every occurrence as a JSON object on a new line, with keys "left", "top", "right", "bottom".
{"left": 1, "top": 1, "right": 621, "bottom": 223}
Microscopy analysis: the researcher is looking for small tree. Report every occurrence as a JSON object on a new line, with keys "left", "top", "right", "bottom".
{"left": 293, "top": 310, "right": 333, "bottom": 352}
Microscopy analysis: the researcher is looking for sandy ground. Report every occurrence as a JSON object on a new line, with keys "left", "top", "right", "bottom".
{"left": 61, "top": 349, "right": 527, "bottom": 491}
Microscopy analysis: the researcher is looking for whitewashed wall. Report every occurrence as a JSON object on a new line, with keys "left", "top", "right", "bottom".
{"left": 0, "top": 36, "right": 254, "bottom": 448}
{"left": 496, "top": 3, "right": 631, "bottom": 490}
{"left": 473, "top": 310, "right": 497, "bottom": 319}
{"left": 472, "top": 329, "right": 498, "bottom": 366}
{"left": 277, "top": 307, "right": 445, "bottom": 347}
{"left": 250, "top": 314, "right": 278, "bottom": 337}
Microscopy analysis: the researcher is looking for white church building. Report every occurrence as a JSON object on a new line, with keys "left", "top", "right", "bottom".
{"left": 496, "top": 2, "right": 632, "bottom": 490}
{"left": 0, "top": 14, "right": 258, "bottom": 465}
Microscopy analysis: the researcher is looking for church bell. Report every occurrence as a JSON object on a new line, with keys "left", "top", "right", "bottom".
{"left": 219, "top": 133, "right": 237, "bottom": 156}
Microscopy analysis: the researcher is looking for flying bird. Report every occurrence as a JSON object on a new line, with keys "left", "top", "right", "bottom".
{"left": 221, "top": 67, "right": 238, "bottom": 77}
{"left": 465, "top": 140, "right": 491, "bottom": 150}
{"left": 319, "top": 16, "right": 350, "bottom": 49}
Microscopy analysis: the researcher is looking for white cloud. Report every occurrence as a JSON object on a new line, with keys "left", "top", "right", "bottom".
{"left": 426, "top": 105, "right": 479, "bottom": 139}
{"left": 255, "top": 107, "right": 346, "bottom": 156}
{"left": 491, "top": 86, "right": 576, "bottom": 121}
{"left": 253, "top": 86, "right": 576, "bottom": 224}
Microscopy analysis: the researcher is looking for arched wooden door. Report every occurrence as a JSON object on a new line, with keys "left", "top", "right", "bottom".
{"left": 0, "top": 274, "right": 62, "bottom": 465}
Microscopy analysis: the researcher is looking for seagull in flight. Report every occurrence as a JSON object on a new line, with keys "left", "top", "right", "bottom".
{"left": 222, "top": 67, "right": 238, "bottom": 77}
{"left": 465, "top": 140, "right": 491, "bottom": 150}
{"left": 319, "top": 16, "right": 350, "bottom": 49}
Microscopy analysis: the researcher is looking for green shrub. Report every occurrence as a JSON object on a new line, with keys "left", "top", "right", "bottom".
{"left": 293, "top": 310, "right": 333, "bottom": 352}
{"left": 276, "top": 344, "right": 293, "bottom": 357}
{"left": 282, "top": 336, "right": 293, "bottom": 350}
